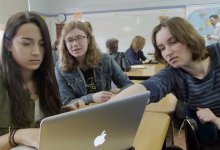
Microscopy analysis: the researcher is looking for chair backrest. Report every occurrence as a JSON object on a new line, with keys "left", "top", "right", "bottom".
{"left": 184, "top": 117, "right": 201, "bottom": 150}
{"left": 114, "top": 52, "right": 131, "bottom": 72}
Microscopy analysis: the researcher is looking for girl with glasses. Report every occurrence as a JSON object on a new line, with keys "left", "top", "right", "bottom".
{"left": 55, "top": 21, "right": 133, "bottom": 105}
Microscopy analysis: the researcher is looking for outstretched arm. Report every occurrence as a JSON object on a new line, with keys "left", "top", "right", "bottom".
{"left": 207, "top": 34, "right": 220, "bottom": 41}
{"left": 110, "top": 84, "right": 147, "bottom": 101}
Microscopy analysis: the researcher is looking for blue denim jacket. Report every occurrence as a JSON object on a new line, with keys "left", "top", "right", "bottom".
{"left": 55, "top": 53, "right": 133, "bottom": 105}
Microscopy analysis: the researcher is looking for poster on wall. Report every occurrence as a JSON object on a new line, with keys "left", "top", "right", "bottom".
{"left": 186, "top": 4, "right": 220, "bottom": 37}
{"left": 56, "top": 23, "right": 65, "bottom": 39}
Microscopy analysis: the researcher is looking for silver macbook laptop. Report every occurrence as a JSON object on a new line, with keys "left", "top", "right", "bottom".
{"left": 12, "top": 91, "right": 150, "bottom": 150}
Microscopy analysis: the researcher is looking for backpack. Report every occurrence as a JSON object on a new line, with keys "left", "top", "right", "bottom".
{"left": 114, "top": 52, "right": 131, "bottom": 72}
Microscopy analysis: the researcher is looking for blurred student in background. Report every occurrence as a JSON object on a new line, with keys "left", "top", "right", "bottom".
{"left": 52, "top": 39, "right": 59, "bottom": 65}
{"left": 125, "top": 35, "right": 151, "bottom": 65}
{"left": 159, "top": 15, "right": 169, "bottom": 23}
{"left": 83, "top": 21, "right": 93, "bottom": 34}
{"left": 207, "top": 14, "right": 220, "bottom": 44}
{"left": 55, "top": 21, "right": 133, "bottom": 106}
{"left": 106, "top": 38, "right": 131, "bottom": 72}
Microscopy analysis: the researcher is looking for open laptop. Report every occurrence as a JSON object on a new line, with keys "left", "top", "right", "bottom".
{"left": 12, "top": 91, "right": 150, "bottom": 150}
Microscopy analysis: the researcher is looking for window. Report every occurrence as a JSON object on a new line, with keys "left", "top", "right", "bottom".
{"left": 0, "top": 24, "right": 5, "bottom": 59}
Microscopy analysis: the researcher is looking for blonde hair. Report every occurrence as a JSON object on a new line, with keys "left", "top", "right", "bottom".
{"left": 83, "top": 21, "right": 93, "bottom": 33}
{"left": 130, "top": 36, "right": 146, "bottom": 51}
{"left": 159, "top": 15, "right": 169, "bottom": 23}
{"left": 59, "top": 21, "right": 101, "bottom": 72}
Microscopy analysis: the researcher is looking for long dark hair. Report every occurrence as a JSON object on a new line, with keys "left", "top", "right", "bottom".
{"left": 1, "top": 11, "right": 62, "bottom": 127}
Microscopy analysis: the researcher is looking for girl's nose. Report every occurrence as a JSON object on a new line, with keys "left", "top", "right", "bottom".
{"left": 165, "top": 48, "right": 174, "bottom": 56}
{"left": 31, "top": 45, "right": 41, "bottom": 55}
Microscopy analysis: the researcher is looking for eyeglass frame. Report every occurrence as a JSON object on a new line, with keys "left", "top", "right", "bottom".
{"left": 64, "top": 35, "right": 87, "bottom": 44}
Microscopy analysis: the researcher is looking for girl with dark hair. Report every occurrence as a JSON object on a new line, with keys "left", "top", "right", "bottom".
{"left": 0, "top": 11, "right": 79, "bottom": 149}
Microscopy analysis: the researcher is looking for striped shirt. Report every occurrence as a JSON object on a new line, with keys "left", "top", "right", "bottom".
{"left": 141, "top": 43, "right": 220, "bottom": 117}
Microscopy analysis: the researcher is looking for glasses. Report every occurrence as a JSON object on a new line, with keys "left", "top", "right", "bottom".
{"left": 65, "top": 35, "right": 87, "bottom": 44}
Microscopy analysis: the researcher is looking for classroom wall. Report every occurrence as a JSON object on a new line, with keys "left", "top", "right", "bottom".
{"left": 0, "top": 0, "right": 28, "bottom": 24}
{"left": 29, "top": 0, "right": 220, "bottom": 15}
{"left": 45, "top": 8, "right": 185, "bottom": 55}
{"left": 186, "top": 3, "right": 220, "bottom": 35}
{"left": 0, "top": 0, "right": 28, "bottom": 55}
{"left": 44, "top": 6, "right": 185, "bottom": 55}
{"left": 28, "top": 0, "right": 220, "bottom": 54}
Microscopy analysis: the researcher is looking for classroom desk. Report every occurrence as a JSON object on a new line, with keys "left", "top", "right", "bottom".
{"left": 131, "top": 80, "right": 144, "bottom": 84}
{"left": 145, "top": 94, "right": 178, "bottom": 148}
{"left": 125, "top": 64, "right": 164, "bottom": 80}
{"left": 133, "top": 112, "right": 170, "bottom": 150}
{"left": 145, "top": 93, "right": 177, "bottom": 114}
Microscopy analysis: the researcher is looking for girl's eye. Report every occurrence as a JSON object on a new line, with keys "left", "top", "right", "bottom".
{"left": 158, "top": 47, "right": 165, "bottom": 51}
{"left": 171, "top": 41, "right": 176, "bottom": 44}
{"left": 22, "top": 43, "right": 31, "bottom": 46}
{"left": 39, "top": 42, "right": 45, "bottom": 47}
{"left": 169, "top": 39, "right": 177, "bottom": 45}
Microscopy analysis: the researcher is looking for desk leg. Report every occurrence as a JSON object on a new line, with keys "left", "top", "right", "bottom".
{"left": 162, "top": 139, "right": 167, "bottom": 150}
{"left": 166, "top": 113, "right": 183, "bottom": 150}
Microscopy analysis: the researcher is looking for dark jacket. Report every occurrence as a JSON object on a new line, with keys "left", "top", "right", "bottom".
{"left": 125, "top": 47, "right": 147, "bottom": 65}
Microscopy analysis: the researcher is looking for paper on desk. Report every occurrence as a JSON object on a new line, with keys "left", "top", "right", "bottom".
{"left": 11, "top": 146, "right": 36, "bottom": 150}
{"left": 131, "top": 65, "right": 146, "bottom": 69}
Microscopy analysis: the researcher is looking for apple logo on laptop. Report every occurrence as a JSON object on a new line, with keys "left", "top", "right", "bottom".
{"left": 94, "top": 130, "right": 107, "bottom": 147}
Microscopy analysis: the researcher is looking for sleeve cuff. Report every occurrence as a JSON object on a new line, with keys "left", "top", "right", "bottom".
{"left": 82, "top": 94, "right": 93, "bottom": 105}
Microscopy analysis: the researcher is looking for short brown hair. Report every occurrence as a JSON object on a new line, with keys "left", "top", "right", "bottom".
{"left": 106, "top": 38, "right": 118, "bottom": 53}
{"left": 152, "top": 17, "right": 208, "bottom": 64}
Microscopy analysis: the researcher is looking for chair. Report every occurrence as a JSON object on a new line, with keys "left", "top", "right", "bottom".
{"left": 184, "top": 116, "right": 220, "bottom": 150}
